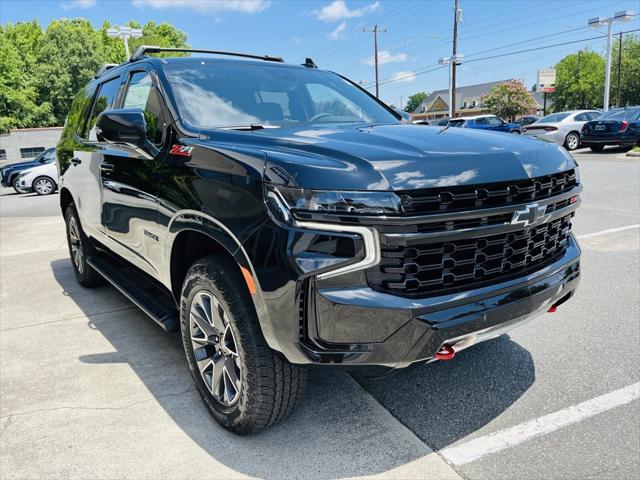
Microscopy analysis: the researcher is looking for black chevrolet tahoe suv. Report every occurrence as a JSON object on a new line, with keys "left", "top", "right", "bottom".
{"left": 57, "top": 46, "right": 581, "bottom": 434}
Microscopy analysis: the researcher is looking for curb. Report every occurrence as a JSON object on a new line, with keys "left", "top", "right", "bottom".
{"left": 625, "top": 151, "right": 640, "bottom": 157}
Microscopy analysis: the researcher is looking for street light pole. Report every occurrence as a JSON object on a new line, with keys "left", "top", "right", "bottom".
{"left": 107, "top": 25, "right": 143, "bottom": 61}
{"left": 364, "top": 25, "right": 386, "bottom": 98}
{"left": 451, "top": 0, "right": 461, "bottom": 118}
{"left": 588, "top": 10, "right": 635, "bottom": 112}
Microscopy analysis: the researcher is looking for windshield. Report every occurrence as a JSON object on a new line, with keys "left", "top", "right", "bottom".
{"left": 538, "top": 112, "right": 570, "bottom": 123}
{"left": 600, "top": 108, "right": 640, "bottom": 120}
{"left": 163, "top": 61, "right": 399, "bottom": 129}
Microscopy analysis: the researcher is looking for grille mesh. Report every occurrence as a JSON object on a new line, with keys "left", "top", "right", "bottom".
{"left": 401, "top": 170, "right": 577, "bottom": 215}
{"left": 367, "top": 213, "right": 574, "bottom": 297}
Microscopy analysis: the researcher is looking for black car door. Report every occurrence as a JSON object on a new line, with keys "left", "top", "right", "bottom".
{"left": 100, "top": 66, "right": 168, "bottom": 279}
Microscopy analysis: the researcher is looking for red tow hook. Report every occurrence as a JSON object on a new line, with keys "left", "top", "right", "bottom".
{"left": 434, "top": 344, "right": 456, "bottom": 361}
{"left": 547, "top": 305, "right": 558, "bottom": 313}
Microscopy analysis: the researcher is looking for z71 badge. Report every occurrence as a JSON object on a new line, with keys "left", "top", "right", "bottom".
{"left": 169, "top": 144, "right": 194, "bottom": 157}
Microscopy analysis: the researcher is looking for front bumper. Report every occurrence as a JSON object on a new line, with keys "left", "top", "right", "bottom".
{"left": 297, "top": 235, "right": 580, "bottom": 368}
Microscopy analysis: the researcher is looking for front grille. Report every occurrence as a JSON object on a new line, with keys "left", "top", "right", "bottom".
{"left": 401, "top": 170, "right": 576, "bottom": 215}
{"left": 367, "top": 213, "right": 574, "bottom": 297}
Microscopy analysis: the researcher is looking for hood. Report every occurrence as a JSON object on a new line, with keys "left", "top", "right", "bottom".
{"left": 200, "top": 124, "right": 577, "bottom": 191}
{"left": 1, "top": 159, "right": 41, "bottom": 173}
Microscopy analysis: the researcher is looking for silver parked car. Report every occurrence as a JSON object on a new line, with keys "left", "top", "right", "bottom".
{"left": 522, "top": 110, "right": 601, "bottom": 151}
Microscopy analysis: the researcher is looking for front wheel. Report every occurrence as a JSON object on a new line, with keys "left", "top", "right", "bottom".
{"left": 32, "top": 176, "right": 56, "bottom": 195}
{"left": 511, "top": 130, "right": 521, "bottom": 134}
{"left": 180, "top": 255, "right": 306, "bottom": 434}
{"left": 590, "top": 145, "right": 605, "bottom": 152}
{"left": 11, "top": 176, "right": 25, "bottom": 194}
{"left": 564, "top": 132, "right": 580, "bottom": 151}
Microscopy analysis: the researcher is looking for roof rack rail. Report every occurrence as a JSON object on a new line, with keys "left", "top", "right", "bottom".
{"left": 130, "top": 45, "right": 284, "bottom": 63}
{"left": 95, "top": 63, "right": 120, "bottom": 78}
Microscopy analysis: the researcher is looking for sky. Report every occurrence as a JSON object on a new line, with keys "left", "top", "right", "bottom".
{"left": 1, "top": 0, "right": 638, "bottom": 108}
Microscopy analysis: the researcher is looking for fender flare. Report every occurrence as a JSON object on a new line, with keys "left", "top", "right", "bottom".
{"left": 164, "top": 210, "right": 284, "bottom": 354}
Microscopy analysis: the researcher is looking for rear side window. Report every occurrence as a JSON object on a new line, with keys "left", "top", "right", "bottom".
{"left": 123, "top": 71, "right": 165, "bottom": 146}
{"left": 86, "top": 77, "right": 121, "bottom": 141}
{"left": 475, "top": 117, "right": 489, "bottom": 125}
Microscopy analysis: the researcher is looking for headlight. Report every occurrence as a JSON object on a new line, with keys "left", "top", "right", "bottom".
{"left": 265, "top": 184, "right": 403, "bottom": 222}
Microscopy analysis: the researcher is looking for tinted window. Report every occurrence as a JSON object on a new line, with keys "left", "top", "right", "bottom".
{"left": 123, "top": 71, "right": 166, "bottom": 146}
{"left": 539, "top": 112, "right": 570, "bottom": 123}
{"left": 600, "top": 108, "right": 640, "bottom": 120}
{"left": 164, "top": 62, "right": 398, "bottom": 128}
{"left": 574, "top": 113, "right": 589, "bottom": 121}
{"left": 487, "top": 116, "right": 503, "bottom": 126}
{"left": 448, "top": 119, "right": 465, "bottom": 127}
{"left": 587, "top": 112, "right": 601, "bottom": 120}
{"left": 86, "top": 77, "right": 121, "bottom": 141}
{"left": 37, "top": 149, "right": 56, "bottom": 164}
{"left": 475, "top": 117, "right": 489, "bottom": 125}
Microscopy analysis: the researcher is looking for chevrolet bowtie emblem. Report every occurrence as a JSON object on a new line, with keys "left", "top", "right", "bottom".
{"left": 511, "top": 203, "right": 550, "bottom": 227}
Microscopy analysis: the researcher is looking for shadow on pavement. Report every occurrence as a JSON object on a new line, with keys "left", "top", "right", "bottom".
{"left": 356, "top": 337, "right": 534, "bottom": 449}
{"left": 50, "top": 256, "right": 533, "bottom": 477}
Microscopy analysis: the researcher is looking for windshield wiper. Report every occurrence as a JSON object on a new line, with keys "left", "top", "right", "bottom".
{"left": 220, "top": 124, "right": 281, "bottom": 131}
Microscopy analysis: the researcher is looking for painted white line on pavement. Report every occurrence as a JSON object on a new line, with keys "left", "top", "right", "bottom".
{"left": 577, "top": 224, "right": 640, "bottom": 240}
{"left": 440, "top": 382, "right": 640, "bottom": 466}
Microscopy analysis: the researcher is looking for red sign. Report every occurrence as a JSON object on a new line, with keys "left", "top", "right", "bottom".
{"left": 540, "top": 86, "right": 556, "bottom": 93}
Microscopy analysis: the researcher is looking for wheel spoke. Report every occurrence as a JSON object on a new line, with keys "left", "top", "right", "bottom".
{"left": 209, "top": 296, "right": 226, "bottom": 333}
{"left": 223, "top": 360, "right": 240, "bottom": 403}
{"left": 191, "top": 306, "right": 215, "bottom": 337}
{"left": 222, "top": 324, "right": 239, "bottom": 357}
{"left": 211, "top": 355, "right": 225, "bottom": 399}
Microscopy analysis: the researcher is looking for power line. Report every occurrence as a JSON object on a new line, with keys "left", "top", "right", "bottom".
{"left": 364, "top": 27, "right": 640, "bottom": 88}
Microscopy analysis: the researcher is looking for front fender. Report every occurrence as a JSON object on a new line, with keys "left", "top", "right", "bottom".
{"left": 163, "top": 210, "right": 284, "bottom": 355}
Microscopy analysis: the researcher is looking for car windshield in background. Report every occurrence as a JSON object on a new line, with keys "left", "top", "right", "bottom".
{"left": 600, "top": 108, "right": 640, "bottom": 120}
{"left": 163, "top": 61, "right": 399, "bottom": 129}
{"left": 538, "top": 112, "right": 571, "bottom": 123}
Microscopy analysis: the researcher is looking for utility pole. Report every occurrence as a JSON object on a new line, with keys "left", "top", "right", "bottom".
{"left": 616, "top": 31, "right": 623, "bottom": 107}
{"left": 576, "top": 50, "right": 581, "bottom": 109}
{"left": 451, "top": 0, "right": 460, "bottom": 117}
{"left": 364, "top": 25, "right": 386, "bottom": 98}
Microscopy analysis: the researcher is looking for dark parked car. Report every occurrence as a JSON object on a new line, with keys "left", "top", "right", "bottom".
{"left": 514, "top": 115, "right": 540, "bottom": 127}
{"left": 58, "top": 46, "right": 581, "bottom": 434}
{"left": 448, "top": 115, "right": 521, "bottom": 133}
{"left": 0, "top": 147, "right": 56, "bottom": 192}
{"left": 581, "top": 106, "right": 640, "bottom": 151}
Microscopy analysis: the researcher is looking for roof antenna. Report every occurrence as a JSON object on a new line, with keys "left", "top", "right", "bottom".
{"left": 302, "top": 58, "right": 318, "bottom": 69}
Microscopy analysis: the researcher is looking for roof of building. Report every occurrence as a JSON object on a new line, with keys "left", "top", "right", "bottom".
{"left": 413, "top": 79, "right": 515, "bottom": 114}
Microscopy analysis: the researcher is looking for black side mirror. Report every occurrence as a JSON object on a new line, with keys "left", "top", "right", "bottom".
{"left": 96, "top": 108, "right": 147, "bottom": 146}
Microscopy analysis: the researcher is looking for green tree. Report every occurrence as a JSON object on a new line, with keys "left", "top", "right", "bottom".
{"left": 0, "top": 18, "right": 189, "bottom": 130}
{"left": 405, "top": 92, "right": 429, "bottom": 113}
{"left": 611, "top": 33, "right": 640, "bottom": 107}
{"left": 480, "top": 80, "right": 537, "bottom": 119}
{"left": 552, "top": 49, "right": 605, "bottom": 111}
{"left": 0, "top": 24, "right": 55, "bottom": 132}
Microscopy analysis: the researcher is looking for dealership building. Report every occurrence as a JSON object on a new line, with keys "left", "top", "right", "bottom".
{"left": 411, "top": 79, "right": 546, "bottom": 122}
{"left": 0, "top": 127, "right": 63, "bottom": 166}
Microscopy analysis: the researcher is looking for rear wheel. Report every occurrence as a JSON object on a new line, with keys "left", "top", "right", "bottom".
{"left": 590, "top": 145, "right": 605, "bottom": 152}
{"left": 564, "top": 132, "right": 580, "bottom": 151}
{"left": 32, "top": 176, "right": 56, "bottom": 195}
{"left": 180, "top": 255, "right": 306, "bottom": 434}
{"left": 64, "top": 204, "right": 105, "bottom": 287}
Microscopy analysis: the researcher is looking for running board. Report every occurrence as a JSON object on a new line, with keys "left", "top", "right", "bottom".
{"left": 87, "top": 255, "right": 179, "bottom": 332}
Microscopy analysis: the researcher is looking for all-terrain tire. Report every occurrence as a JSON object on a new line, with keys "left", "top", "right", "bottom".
{"left": 64, "top": 204, "right": 105, "bottom": 287}
{"left": 180, "top": 255, "right": 306, "bottom": 434}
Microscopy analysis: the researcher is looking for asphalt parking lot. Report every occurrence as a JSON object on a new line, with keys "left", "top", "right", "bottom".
{"left": 0, "top": 146, "right": 638, "bottom": 479}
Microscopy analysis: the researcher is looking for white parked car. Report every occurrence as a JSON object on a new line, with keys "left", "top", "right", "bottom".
{"left": 15, "top": 161, "right": 59, "bottom": 195}
{"left": 522, "top": 110, "right": 601, "bottom": 151}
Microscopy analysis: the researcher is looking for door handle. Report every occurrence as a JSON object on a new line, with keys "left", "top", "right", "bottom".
{"left": 71, "top": 157, "right": 82, "bottom": 166}
{"left": 100, "top": 163, "right": 115, "bottom": 173}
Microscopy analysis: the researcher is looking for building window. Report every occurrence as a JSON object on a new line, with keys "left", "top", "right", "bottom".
{"left": 20, "top": 147, "right": 45, "bottom": 159}
{"left": 0, "top": 149, "right": 6, "bottom": 161}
